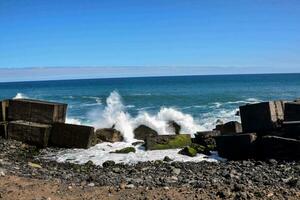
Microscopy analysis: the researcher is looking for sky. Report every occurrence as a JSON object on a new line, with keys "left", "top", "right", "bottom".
{"left": 0, "top": 0, "right": 300, "bottom": 82}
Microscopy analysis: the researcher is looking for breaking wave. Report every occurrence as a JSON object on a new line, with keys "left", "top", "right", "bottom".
{"left": 13, "top": 92, "right": 29, "bottom": 99}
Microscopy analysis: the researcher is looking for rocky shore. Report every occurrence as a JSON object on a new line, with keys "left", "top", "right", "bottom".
{"left": 1, "top": 137, "right": 300, "bottom": 199}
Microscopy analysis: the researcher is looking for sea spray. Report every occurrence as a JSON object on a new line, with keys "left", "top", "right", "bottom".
{"left": 13, "top": 92, "right": 28, "bottom": 99}
{"left": 90, "top": 91, "right": 206, "bottom": 141}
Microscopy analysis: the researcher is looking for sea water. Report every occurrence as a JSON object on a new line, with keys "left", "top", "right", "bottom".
{"left": 1, "top": 74, "right": 300, "bottom": 164}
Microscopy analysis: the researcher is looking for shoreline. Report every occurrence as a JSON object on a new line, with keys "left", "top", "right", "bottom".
{"left": 1, "top": 137, "right": 299, "bottom": 199}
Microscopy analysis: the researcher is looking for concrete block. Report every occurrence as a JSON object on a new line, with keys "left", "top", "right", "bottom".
{"left": 145, "top": 134, "right": 191, "bottom": 150}
{"left": 50, "top": 123, "right": 94, "bottom": 149}
{"left": 92, "top": 128, "right": 123, "bottom": 144}
{"left": 193, "top": 130, "right": 220, "bottom": 148}
{"left": 284, "top": 102, "right": 300, "bottom": 121}
{"left": 282, "top": 121, "right": 300, "bottom": 139}
{"left": 240, "top": 101, "right": 284, "bottom": 134}
{"left": 215, "top": 121, "right": 242, "bottom": 135}
{"left": 0, "top": 100, "right": 9, "bottom": 122}
{"left": 7, "top": 99, "right": 67, "bottom": 124}
{"left": 134, "top": 125, "right": 158, "bottom": 141}
{"left": 0, "top": 122, "right": 7, "bottom": 138}
{"left": 259, "top": 136, "right": 300, "bottom": 160}
{"left": 216, "top": 133, "right": 257, "bottom": 160}
{"left": 7, "top": 121, "right": 51, "bottom": 147}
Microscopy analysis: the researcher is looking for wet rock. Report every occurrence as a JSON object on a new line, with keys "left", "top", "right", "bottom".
{"left": 163, "top": 156, "right": 173, "bottom": 162}
{"left": 102, "top": 160, "right": 115, "bottom": 168}
{"left": 193, "top": 130, "right": 220, "bottom": 150}
{"left": 134, "top": 125, "right": 158, "bottom": 141}
{"left": 168, "top": 121, "right": 181, "bottom": 135}
{"left": 92, "top": 128, "right": 123, "bottom": 144}
{"left": 178, "top": 146, "right": 197, "bottom": 157}
{"left": 111, "top": 147, "right": 136, "bottom": 154}
{"left": 215, "top": 121, "right": 242, "bottom": 135}
{"left": 145, "top": 134, "right": 191, "bottom": 150}
{"left": 190, "top": 143, "right": 211, "bottom": 155}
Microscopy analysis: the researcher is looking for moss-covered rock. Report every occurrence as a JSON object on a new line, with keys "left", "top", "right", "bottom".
{"left": 178, "top": 146, "right": 197, "bottom": 157}
{"left": 190, "top": 143, "right": 211, "bottom": 155}
{"left": 145, "top": 134, "right": 192, "bottom": 150}
{"left": 112, "top": 147, "right": 136, "bottom": 154}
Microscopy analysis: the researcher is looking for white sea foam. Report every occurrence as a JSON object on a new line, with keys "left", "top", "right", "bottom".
{"left": 13, "top": 93, "right": 29, "bottom": 99}
{"left": 66, "top": 117, "right": 82, "bottom": 125}
{"left": 53, "top": 142, "right": 221, "bottom": 166}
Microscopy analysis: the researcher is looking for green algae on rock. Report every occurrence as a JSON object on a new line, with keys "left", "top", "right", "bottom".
{"left": 145, "top": 134, "right": 191, "bottom": 150}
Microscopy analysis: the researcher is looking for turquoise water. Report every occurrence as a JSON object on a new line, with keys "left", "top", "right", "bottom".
{"left": 1, "top": 74, "right": 300, "bottom": 132}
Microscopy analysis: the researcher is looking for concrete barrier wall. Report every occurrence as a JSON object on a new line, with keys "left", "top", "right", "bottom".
{"left": 7, "top": 121, "right": 51, "bottom": 147}
{"left": 7, "top": 99, "right": 67, "bottom": 124}
{"left": 50, "top": 123, "right": 94, "bottom": 149}
{"left": 284, "top": 102, "right": 300, "bottom": 121}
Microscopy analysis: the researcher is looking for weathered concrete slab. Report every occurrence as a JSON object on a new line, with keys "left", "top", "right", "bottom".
{"left": 259, "top": 136, "right": 300, "bottom": 160}
{"left": 284, "top": 102, "right": 300, "bottom": 121}
{"left": 145, "top": 134, "right": 191, "bottom": 150}
{"left": 193, "top": 130, "right": 220, "bottom": 148}
{"left": 0, "top": 122, "right": 7, "bottom": 138}
{"left": 240, "top": 101, "right": 284, "bottom": 134}
{"left": 215, "top": 121, "right": 242, "bottom": 135}
{"left": 0, "top": 100, "right": 9, "bottom": 122}
{"left": 92, "top": 128, "right": 123, "bottom": 144}
{"left": 216, "top": 133, "right": 257, "bottom": 160}
{"left": 282, "top": 121, "right": 300, "bottom": 139}
{"left": 134, "top": 125, "right": 158, "bottom": 141}
{"left": 50, "top": 123, "right": 94, "bottom": 149}
{"left": 7, "top": 121, "right": 51, "bottom": 147}
{"left": 7, "top": 99, "right": 67, "bottom": 124}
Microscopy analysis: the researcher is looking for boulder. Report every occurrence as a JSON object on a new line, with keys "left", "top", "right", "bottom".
{"left": 50, "top": 123, "right": 94, "bottom": 149}
{"left": 193, "top": 130, "right": 220, "bottom": 150}
{"left": 7, "top": 121, "right": 52, "bottom": 147}
{"left": 112, "top": 147, "right": 136, "bottom": 154}
{"left": 284, "top": 102, "right": 300, "bottom": 121}
{"left": 93, "top": 128, "right": 123, "bottom": 144}
{"left": 215, "top": 133, "right": 257, "bottom": 160}
{"left": 282, "top": 121, "right": 300, "bottom": 139}
{"left": 134, "top": 125, "right": 158, "bottom": 141}
{"left": 190, "top": 143, "right": 211, "bottom": 155}
{"left": 239, "top": 101, "right": 284, "bottom": 135}
{"left": 145, "top": 134, "right": 191, "bottom": 150}
{"left": 178, "top": 146, "right": 197, "bottom": 157}
{"left": 258, "top": 136, "right": 300, "bottom": 160}
{"left": 168, "top": 121, "right": 181, "bottom": 135}
{"left": 215, "top": 121, "right": 242, "bottom": 135}
{"left": 7, "top": 99, "right": 67, "bottom": 124}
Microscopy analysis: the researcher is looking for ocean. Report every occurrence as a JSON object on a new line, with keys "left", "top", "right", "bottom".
{"left": 1, "top": 73, "right": 300, "bottom": 164}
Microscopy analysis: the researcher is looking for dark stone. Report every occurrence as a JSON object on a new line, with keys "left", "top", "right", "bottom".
{"left": 163, "top": 156, "right": 173, "bottom": 162}
{"left": 215, "top": 121, "right": 242, "bottom": 135}
{"left": 50, "top": 123, "right": 94, "bottom": 149}
{"left": 7, "top": 120, "right": 51, "bottom": 147}
{"left": 215, "top": 133, "right": 257, "bottom": 160}
{"left": 193, "top": 130, "right": 220, "bottom": 150}
{"left": 92, "top": 128, "right": 123, "bottom": 144}
{"left": 190, "top": 143, "right": 211, "bottom": 155}
{"left": 7, "top": 99, "right": 67, "bottom": 124}
{"left": 258, "top": 136, "right": 300, "bottom": 160}
{"left": 239, "top": 101, "right": 284, "bottom": 135}
{"left": 132, "top": 141, "right": 144, "bottom": 146}
{"left": 134, "top": 125, "right": 158, "bottom": 141}
{"left": 178, "top": 146, "right": 197, "bottom": 157}
{"left": 111, "top": 147, "right": 136, "bottom": 154}
{"left": 282, "top": 121, "right": 300, "bottom": 139}
{"left": 102, "top": 160, "right": 115, "bottom": 168}
{"left": 284, "top": 102, "right": 300, "bottom": 121}
{"left": 168, "top": 121, "right": 181, "bottom": 135}
{"left": 145, "top": 134, "right": 192, "bottom": 150}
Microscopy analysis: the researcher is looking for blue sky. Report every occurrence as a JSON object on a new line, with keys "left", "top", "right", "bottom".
{"left": 0, "top": 0, "right": 300, "bottom": 81}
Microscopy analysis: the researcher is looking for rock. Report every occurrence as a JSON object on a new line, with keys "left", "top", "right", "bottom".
{"left": 258, "top": 136, "right": 300, "bottom": 160}
{"left": 93, "top": 128, "right": 123, "bottom": 144}
{"left": 134, "top": 125, "right": 158, "bottom": 141}
{"left": 171, "top": 167, "right": 181, "bottom": 175}
{"left": 284, "top": 102, "right": 300, "bottom": 121}
{"left": 190, "top": 143, "right": 211, "bottom": 155}
{"left": 145, "top": 134, "right": 191, "bottom": 150}
{"left": 102, "top": 160, "right": 115, "bottom": 168}
{"left": 193, "top": 130, "right": 220, "bottom": 150}
{"left": 111, "top": 147, "right": 136, "bottom": 154}
{"left": 168, "top": 121, "right": 181, "bottom": 135}
{"left": 8, "top": 121, "right": 51, "bottom": 148}
{"left": 215, "top": 121, "right": 242, "bottom": 135}
{"left": 163, "top": 156, "right": 173, "bottom": 162}
{"left": 215, "top": 133, "right": 257, "bottom": 160}
{"left": 131, "top": 141, "right": 144, "bottom": 146}
{"left": 49, "top": 123, "right": 94, "bottom": 149}
{"left": 239, "top": 101, "right": 285, "bottom": 135}
{"left": 87, "top": 182, "right": 95, "bottom": 187}
{"left": 28, "top": 162, "right": 42, "bottom": 169}
{"left": 178, "top": 146, "right": 197, "bottom": 157}
{"left": 125, "top": 184, "right": 135, "bottom": 189}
